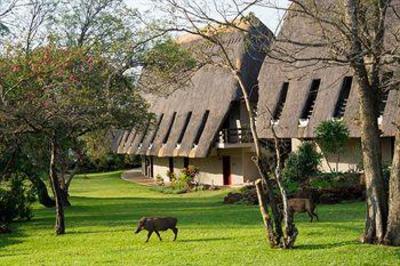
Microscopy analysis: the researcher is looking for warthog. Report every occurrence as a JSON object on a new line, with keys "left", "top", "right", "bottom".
{"left": 135, "top": 217, "right": 178, "bottom": 242}
{"left": 287, "top": 198, "right": 319, "bottom": 222}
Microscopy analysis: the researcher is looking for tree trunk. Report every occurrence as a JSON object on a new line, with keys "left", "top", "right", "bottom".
{"left": 58, "top": 175, "right": 71, "bottom": 207}
{"left": 383, "top": 131, "right": 400, "bottom": 246}
{"left": 271, "top": 132, "right": 298, "bottom": 248}
{"left": 346, "top": 0, "right": 388, "bottom": 244}
{"left": 49, "top": 136, "right": 66, "bottom": 235}
{"left": 255, "top": 179, "right": 279, "bottom": 248}
{"left": 275, "top": 174, "right": 298, "bottom": 248}
{"left": 28, "top": 174, "right": 56, "bottom": 208}
{"left": 358, "top": 85, "right": 387, "bottom": 244}
{"left": 58, "top": 152, "right": 72, "bottom": 207}
{"left": 234, "top": 69, "right": 295, "bottom": 248}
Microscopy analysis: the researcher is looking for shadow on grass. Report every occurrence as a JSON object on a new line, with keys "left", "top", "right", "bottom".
{"left": 10, "top": 189, "right": 368, "bottom": 253}
{"left": 31, "top": 195, "right": 260, "bottom": 228}
{"left": 28, "top": 194, "right": 368, "bottom": 233}
{"left": 0, "top": 226, "right": 25, "bottom": 249}
{"left": 296, "top": 240, "right": 358, "bottom": 250}
{"left": 67, "top": 228, "right": 133, "bottom": 235}
{"left": 178, "top": 237, "right": 233, "bottom": 243}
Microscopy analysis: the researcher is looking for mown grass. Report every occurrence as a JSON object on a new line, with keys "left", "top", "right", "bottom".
{"left": 1, "top": 171, "right": 399, "bottom": 265}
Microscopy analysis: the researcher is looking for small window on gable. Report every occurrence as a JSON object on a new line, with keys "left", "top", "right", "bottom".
{"left": 272, "top": 82, "right": 289, "bottom": 121}
{"left": 379, "top": 90, "right": 390, "bottom": 117}
{"left": 379, "top": 72, "right": 392, "bottom": 117}
{"left": 150, "top": 114, "right": 164, "bottom": 144}
{"left": 333, "top": 76, "right": 353, "bottom": 118}
{"left": 300, "top": 79, "right": 321, "bottom": 120}
{"left": 177, "top": 112, "right": 192, "bottom": 144}
{"left": 138, "top": 120, "right": 151, "bottom": 146}
{"left": 163, "top": 112, "right": 177, "bottom": 144}
{"left": 193, "top": 110, "right": 210, "bottom": 146}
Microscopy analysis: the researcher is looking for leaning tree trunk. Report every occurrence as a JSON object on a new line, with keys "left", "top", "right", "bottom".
{"left": 358, "top": 85, "right": 388, "bottom": 244}
{"left": 383, "top": 130, "right": 400, "bottom": 246}
{"left": 27, "top": 174, "right": 56, "bottom": 208}
{"left": 49, "top": 136, "right": 66, "bottom": 235}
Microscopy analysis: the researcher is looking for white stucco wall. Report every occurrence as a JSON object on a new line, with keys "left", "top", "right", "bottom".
{"left": 147, "top": 147, "right": 258, "bottom": 186}
{"left": 195, "top": 157, "right": 226, "bottom": 186}
{"left": 153, "top": 157, "right": 170, "bottom": 179}
{"left": 291, "top": 137, "right": 394, "bottom": 173}
{"left": 242, "top": 150, "right": 260, "bottom": 182}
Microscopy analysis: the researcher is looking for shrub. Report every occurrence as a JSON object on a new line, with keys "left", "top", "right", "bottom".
{"left": 173, "top": 173, "right": 190, "bottom": 190}
{"left": 150, "top": 185, "right": 187, "bottom": 194}
{"left": 0, "top": 176, "right": 35, "bottom": 225}
{"left": 79, "top": 153, "right": 141, "bottom": 173}
{"left": 282, "top": 141, "right": 322, "bottom": 184}
{"left": 166, "top": 171, "right": 177, "bottom": 183}
{"left": 239, "top": 186, "right": 259, "bottom": 205}
{"left": 181, "top": 165, "right": 200, "bottom": 179}
{"left": 158, "top": 166, "right": 201, "bottom": 193}
{"left": 155, "top": 174, "right": 164, "bottom": 186}
{"left": 315, "top": 120, "right": 350, "bottom": 172}
{"left": 309, "top": 177, "right": 334, "bottom": 190}
{"left": 283, "top": 178, "right": 300, "bottom": 194}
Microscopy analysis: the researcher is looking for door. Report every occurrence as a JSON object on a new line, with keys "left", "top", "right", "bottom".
{"left": 223, "top": 156, "right": 231, "bottom": 185}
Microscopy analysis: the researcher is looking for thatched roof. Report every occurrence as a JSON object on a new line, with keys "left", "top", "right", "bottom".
{"left": 257, "top": 0, "right": 400, "bottom": 139}
{"left": 116, "top": 15, "right": 272, "bottom": 158}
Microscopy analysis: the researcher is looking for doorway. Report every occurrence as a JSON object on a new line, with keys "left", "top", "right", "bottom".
{"left": 222, "top": 156, "right": 231, "bottom": 185}
{"left": 144, "top": 156, "right": 154, "bottom": 178}
{"left": 169, "top": 157, "right": 174, "bottom": 173}
{"left": 183, "top": 157, "right": 190, "bottom": 169}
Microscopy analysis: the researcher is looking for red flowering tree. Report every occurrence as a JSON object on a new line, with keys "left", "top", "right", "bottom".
{"left": 0, "top": 45, "right": 151, "bottom": 234}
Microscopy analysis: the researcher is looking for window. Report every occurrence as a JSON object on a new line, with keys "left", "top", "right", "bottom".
{"left": 272, "top": 82, "right": 289, "bottom": 121}
{"left": 183, "top": 157, "right": 189, "bottom": 168}
{"left": 163, "top": 112, "right": 177, "bottom": 144}
{"left": 333, "top": 77, "right": 353, "bottom": 118}
{"left": 193, "top": 110, "right": 210, "bottom": 146}
{"left": 379, "top": 72, "right": 392, "bottom": 117}
{"left": 149, "top": 114, "right": 164, "bottom": 145}
{"left": 300, "top": 79, "right": 321, "bottom": 120}
{"left": 177, "top": 112, "right": 192, "bottom": 144}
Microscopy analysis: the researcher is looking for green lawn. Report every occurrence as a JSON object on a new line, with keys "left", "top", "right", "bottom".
{"left": 1, "top": 171, "right": 399, "bottom": 266}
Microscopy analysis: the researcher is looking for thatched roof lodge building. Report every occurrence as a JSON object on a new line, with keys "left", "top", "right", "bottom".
{"left": 115, "top": 16, "right": 272, "bottom": 186}
{"left": 257, "top": 0, "right": 400, "bottom": 172}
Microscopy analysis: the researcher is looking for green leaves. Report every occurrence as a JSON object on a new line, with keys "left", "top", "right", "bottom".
{"left": 142, "top": 39, "right": 196, "bottom": 73}
{"left": 283, "top": 142, "right": 322, "bottom": 183}
{"left": 315, "top": 120, "right": 350, "bottom": 156}
{"left": 138, "top": 38, "right": 199, "bottom": 95}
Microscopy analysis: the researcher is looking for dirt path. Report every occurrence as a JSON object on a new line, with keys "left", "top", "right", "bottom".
{"left": 121, "top": 169, "right": 156, "bottom": 186}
